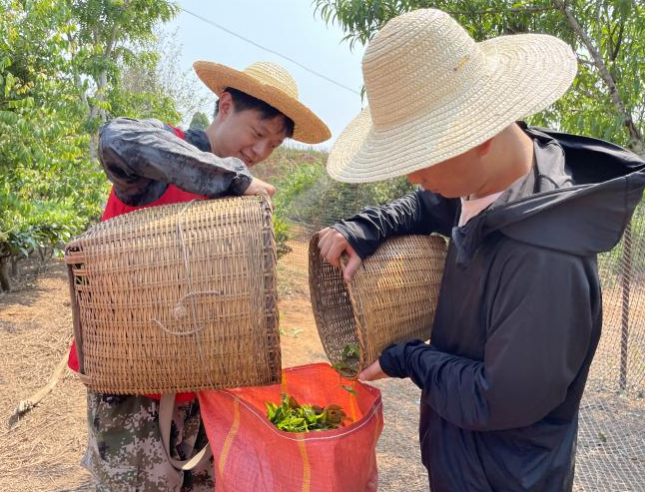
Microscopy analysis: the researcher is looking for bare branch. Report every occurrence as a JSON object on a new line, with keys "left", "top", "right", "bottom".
{"left": 576, "top": 57, "right": 595, "bottom": 67}
{"left": 446, "top": 6, "right": 556, "bottom": 16}
{"left": 612, "top": 22, "right": 625, "bottom": 61}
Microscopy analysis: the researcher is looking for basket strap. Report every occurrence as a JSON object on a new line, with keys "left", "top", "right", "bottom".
{"left": 66, "top": 264, "right": 85, "bottom": 374}
{"left": 77, "top": 373, "right": 92, "bottom": 386}
{"left": 159, "top": 394, "right": 212, "bottom": 471}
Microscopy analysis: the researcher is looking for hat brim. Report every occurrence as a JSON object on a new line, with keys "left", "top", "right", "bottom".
{"left": 193, "top": 62, "right": 331, "bottom": 144}
{"left": 327, "top": 34, "right": 577, "bottom": 183}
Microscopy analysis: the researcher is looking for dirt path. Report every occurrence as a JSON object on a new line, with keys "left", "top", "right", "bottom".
{"left": 0, "top": 260, "right": 428, "bottom": 491}
{"left": 4, "top": 254, "right": 645, "bottom": 491}
{"left": 0, "top": 262, "right": 91, "bottom": 492}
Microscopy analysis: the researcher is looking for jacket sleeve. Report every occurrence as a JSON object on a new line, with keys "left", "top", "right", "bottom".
{"left": 98, "top": 118, "right": 252, "bottom": 204}
{"left": 332, "top": 189, "right": 460, "bottom": 259}
{"left": 379, "top": 247, "right": 597, "bottom": 431}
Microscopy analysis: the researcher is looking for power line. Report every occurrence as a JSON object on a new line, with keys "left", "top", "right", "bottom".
{"left": 174, "top": 3, "right": 362, "bottom": 97}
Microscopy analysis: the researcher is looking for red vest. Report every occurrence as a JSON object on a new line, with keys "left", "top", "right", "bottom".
{"left": 68, "top": 125, "right": 206, "bottom": 402}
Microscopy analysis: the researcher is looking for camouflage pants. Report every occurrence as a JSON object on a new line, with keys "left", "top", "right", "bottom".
{"left": 82, "top": 391, "right": 214, "bottom": 491}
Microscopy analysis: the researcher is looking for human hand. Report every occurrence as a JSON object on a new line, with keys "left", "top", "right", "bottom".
{"left": 317, "top": 227, "right": 362, "bottom": 282}
{"left": 359, "top": 360, "right": 388, "bottom": 382}
{"left": 243, "top": 177, "right": 276, "bottom": 197}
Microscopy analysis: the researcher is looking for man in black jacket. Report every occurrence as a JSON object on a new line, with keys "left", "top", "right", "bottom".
{"left": 317, "top": 9, "right": 645, "bottom": 492}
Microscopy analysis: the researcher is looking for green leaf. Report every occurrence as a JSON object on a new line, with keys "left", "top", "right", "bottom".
{"left": 341, "top": 384, "right": 358, "bottom": 396}
{"left": 265, "top": 393, "right": 350, "bottom": 432}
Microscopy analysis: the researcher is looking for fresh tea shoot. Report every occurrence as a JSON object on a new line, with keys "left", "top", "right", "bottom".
{"left": 331, "top": 343, "right": 360, "bottom": 378}
{"left": 266, "top": 393, "right": 351, "bottom": 432}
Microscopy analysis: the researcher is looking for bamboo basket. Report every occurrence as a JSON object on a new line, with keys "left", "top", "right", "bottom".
{"left": 309, "top": 234, "right": 447, "bottom": 378}
{"left": 65, "top": 196, "right": 281, "bottom": 394}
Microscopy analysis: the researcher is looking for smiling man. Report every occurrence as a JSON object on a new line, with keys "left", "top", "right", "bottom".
{"left": 69, "top": 61, "right": 330, "bottom": 491}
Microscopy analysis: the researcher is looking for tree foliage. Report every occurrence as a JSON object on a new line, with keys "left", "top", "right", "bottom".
{"left": 66, "top": 0, "right": 179, "bottom": 132}
{"left": 313, "top": 0, "right": 645, "bottom": 152}
{"left": 189, "top": 111, "right": 210, "bottom": 131}
{"left": 261, "top": 148, "right": 414, "bottom": 231}
{"left": 153, "top": 27, "right": 214, "bottom": 124}
{"left": 0, "top": 0, "right": 106, "bottom": 290}
{"left": 0, "top": 0, "right": 182, "bottom": 291}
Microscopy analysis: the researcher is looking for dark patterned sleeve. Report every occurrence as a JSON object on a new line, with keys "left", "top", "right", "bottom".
{"left": 98, "top": 118, "right": 253, "bottom": 205}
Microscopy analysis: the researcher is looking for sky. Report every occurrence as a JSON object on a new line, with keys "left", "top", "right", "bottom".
{"left": 165, "top": 0, "right": 367, "bottom": 150}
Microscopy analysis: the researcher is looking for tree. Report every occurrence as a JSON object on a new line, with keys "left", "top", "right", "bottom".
{"left": 189, "top": 111, "right": 210, "bottom": 130}
{"left": 0, "top": 0, "right": 192, "bottom": 292}
{"left": 65, "top": 0, "right": 179, "bottom": 153}
{"left": 313, "top": 0, "right": 645, "bottom": 153}
{"left": 110, "top": 50, "right": 181, "bottom": 123}
{"left": 0, "top": 0, "right": 105, "bottom": 291}
{"left": 154, "top": 27, "right": 214, "bottom": 124}
{"left": 111, "top": 26, "right": 212, "bottom": 125}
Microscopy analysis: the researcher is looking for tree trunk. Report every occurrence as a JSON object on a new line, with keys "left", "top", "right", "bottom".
{"left": 0, "top": 257, "right": 11, "bottom": 292}
{"left": 10, "top": 256, "right": 20, "bottom": 277}
{"left": 88, "top": 68, "right": 109, "bottom": 160}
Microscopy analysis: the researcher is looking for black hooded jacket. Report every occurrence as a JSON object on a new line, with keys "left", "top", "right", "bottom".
{"left": 333, "top": 125, "right": 645, "bottom": 491}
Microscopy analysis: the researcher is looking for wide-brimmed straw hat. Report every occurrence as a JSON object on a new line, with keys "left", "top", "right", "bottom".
{"left": 193, "top": 61, "right": 331, "bottom": 144}
{"left": 327, "top": 8, "right": 577, "bottom": 183}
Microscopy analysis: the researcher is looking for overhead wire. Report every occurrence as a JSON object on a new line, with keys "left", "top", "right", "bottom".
{"left": 172, "top": 2, "right": 362, "bottom": 97}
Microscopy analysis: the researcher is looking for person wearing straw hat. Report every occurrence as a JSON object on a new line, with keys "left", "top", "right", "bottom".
{"left": 69, "top": 61, "right": 330, "bottom": 491}
{"left": 317, "top": 8, "right": 645, "bottom": 492}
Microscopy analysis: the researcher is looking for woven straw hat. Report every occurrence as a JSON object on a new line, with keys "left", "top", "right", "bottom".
{"left": 193, "top": 61, "right": 331, "bottom": 144}
{"left": 327, "top": 8, "right": 578, "bottom": 183}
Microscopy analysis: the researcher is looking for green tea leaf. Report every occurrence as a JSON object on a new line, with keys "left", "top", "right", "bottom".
{"left": 266, "top": 393, "right": 351, "bottom": 432}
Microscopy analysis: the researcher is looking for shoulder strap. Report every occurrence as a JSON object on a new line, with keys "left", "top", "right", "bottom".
{"left": 159, "top": 394, "right": 212, "bottom": 471}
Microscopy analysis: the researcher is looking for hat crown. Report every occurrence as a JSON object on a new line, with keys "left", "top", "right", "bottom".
{"left": 243, "top": 62, "right": 299, "bottom": 100}
{"left": 364, "top": 9, "right": 488, "bottom": 129}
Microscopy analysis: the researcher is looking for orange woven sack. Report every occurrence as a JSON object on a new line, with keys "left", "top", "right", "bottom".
{"left": 198, "top": 363, "right": 383, "bottom": 491}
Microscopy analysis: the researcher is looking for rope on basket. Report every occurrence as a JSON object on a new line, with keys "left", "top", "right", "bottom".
{"left": 151, "top": 200, "right": 222, "bottom": 339}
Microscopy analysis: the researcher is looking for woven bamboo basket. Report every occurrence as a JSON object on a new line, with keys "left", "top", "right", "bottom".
{"left": 65, "top": 196, "right": 281, "bottom": 394}
{"left": 309, "top": 234, "right": 447, "bottom": 378}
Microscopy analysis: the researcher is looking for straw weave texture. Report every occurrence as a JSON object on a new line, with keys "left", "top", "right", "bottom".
{"left": 309, "top": 234, "right": 447, "bottom": 376}
{"left": 65, "top": 197, "right": 281, "bottom": 394}
{"left": 327, "top": 8, "right": 577, "bottom": 183}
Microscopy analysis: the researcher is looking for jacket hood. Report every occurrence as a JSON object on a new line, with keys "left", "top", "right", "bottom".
{"left": 453, "top": 125, "right": 645, "bottom": 262}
